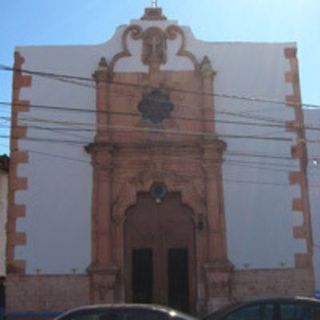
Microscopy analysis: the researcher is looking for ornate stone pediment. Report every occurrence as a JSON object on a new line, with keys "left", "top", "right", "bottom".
{"left": 109, "top": 24, "right": 199, "bottom": 73}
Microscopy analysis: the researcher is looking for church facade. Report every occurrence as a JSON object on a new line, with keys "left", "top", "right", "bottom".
{"left": 6, "top": 7, "right": 314, "bottom": 315}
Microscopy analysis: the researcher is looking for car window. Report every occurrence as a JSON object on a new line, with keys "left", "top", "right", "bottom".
{"left": 223, "top": 304, "right": 274, "bottom": 320}
{"left": 118, "top": 309, "right": 167, "bottom": 320}
{"left": 60, "top": 310, "right": 119, "bottom": 320}
{"left": 315, "top": 305, "right": 320, "bottom": 320}
{"left": 263, "top": 304, "right": 275, "bottom": 320}
{"left": 64, "top": 314, "right": 101, "bottom": 320}
{"left": 279, "top": 303, "right": 315, "bottom": 320}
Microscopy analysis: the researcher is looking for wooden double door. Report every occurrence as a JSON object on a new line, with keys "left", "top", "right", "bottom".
{"left": 124, "top": 193, "right": 196, "bottom": 313}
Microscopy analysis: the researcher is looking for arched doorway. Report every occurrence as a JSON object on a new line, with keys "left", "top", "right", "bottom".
{"left": 124, "top": 192, "right": 196, "bottom": 313}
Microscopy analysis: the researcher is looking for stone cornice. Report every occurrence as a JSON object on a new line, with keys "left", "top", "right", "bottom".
{"left": 84, "top": 142, "right": 119, "bottom": 154}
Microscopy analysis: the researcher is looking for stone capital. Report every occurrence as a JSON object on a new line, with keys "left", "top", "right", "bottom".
{"left": 85, "top": 142, "right": 119, "bottom": 155}
{"left": 87, "top": 265, "right": 119, "bottom": 276}
{"left": 202, "top": 139, "right": 226, "bottom": 172}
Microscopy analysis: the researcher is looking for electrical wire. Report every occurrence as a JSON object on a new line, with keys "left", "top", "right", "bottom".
{"left": 0, "top": 133, "right": 302, "bottom": 164}
{"left": 0, "top": 101, "right": 295, "bottom": 128}
{"left": 1, "top": 120, "right": 295, "bottom": 143}
{"left": 1, "top": 64, "right": 320, "bottom": 109}
{"left": 1, "top": 66, "right": 319, "bottom": 182}
{"left": 2, "top": 100, "right": 320, "bottom": 132}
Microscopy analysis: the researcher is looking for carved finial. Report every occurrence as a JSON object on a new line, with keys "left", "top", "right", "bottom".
{"left": 93, "top": 57, "right": 108, "bottom": 81}
{"left": 200, "top": 56, "right": 215, "bottom": 78}
{"left": 98, "top": 57, "right": 108, "bottom": 69}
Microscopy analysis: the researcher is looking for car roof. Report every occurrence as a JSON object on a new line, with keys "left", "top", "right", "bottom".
{"left": 237, "top": 296, "right": 320, "bottom": 304}
{"left": 203, "top": 296, "right": 320, "bottom": 319}
{"left": 56, "top": 304, "right": 198, "bottom": 320}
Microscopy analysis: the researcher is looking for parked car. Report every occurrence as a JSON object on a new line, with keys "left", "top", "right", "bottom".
{"left": 203, "top": 297, "right": 320, "bottom": 320}
{"left": 55, "top": 304, "right": 199, "bottom": 320}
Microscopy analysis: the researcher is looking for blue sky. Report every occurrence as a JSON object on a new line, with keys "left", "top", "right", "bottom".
{"left": 0, "top": 0, "right": 319, "bottom": 155}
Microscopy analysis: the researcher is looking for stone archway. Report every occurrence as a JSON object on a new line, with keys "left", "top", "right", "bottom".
{"left": 124, "top": 192, "right": 196, "bottom": 314}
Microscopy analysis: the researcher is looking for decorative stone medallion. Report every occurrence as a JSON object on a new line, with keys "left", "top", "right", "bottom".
{"left": 137, "top": 90, "right": 174, "bottom": 123}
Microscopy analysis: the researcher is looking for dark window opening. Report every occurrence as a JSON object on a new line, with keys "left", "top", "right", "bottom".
{"left": 168, "top": 248, "right": 189, "bottom": 313}
{"left": 132, "top": 248, "right": 153, "bottom": 303}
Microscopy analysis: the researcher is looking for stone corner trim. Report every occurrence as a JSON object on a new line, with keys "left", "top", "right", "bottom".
{"left": 7, "top": 51, "right": 31, "bottom": 274}
{"left": 284, "top": 47, "right": 313, "bottom": 270}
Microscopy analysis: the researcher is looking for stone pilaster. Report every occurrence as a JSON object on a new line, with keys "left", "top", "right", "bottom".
{"left": 202, "top": 138, "right": 234, "bottom": 312}
{"left": 200, "top": 56, "right": 215, "bottom": 133}
{"left": 85, "top": 142, "right": 119, "bottom": 303}
{"left": 93, "top": 57, "right": 109, "bottom": 141}
{"left": 202, "top": 139, "right": 228, "bottom": 262}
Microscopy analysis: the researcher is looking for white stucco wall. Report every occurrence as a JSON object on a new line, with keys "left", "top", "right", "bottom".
{"left": 15, "top": 17, "right": 307, "bottom": 274}
{"left": 304, "top": 108, "right": 320, "bottom": 294}
{"left": 0, "top": 170, "right": 8, "bottom": 276}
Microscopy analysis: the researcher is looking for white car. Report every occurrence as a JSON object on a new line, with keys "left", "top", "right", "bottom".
{"left": 55, "top": 304, "right": 199, "bottom": 320}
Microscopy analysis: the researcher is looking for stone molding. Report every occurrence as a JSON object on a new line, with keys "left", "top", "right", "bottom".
{"left": 7, "top": 52, "right": 31, "bottom": 274}
{"left": 284, "top": 47, "right": 313, "bottom": 270}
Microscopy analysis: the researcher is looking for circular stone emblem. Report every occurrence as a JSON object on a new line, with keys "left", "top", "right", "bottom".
{"left": 137, "top": 90, "right": 174, "bottom": 124}
{"left": 150, "top": 182, "right": 168, "bottom": 203}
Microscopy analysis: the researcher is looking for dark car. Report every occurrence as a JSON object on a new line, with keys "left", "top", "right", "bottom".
{"left": 55, "top": 304, "right": 198, "bottom": 320}
{"left": 203, "top": 297, "right": 320, "bottom": 320}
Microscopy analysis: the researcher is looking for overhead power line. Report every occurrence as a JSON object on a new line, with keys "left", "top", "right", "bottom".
{"left": 2, "top": 100, "right": 320, "bottom": 132}
{"left": 1, "top": 63, "right": 319, "bottom": 188}
{"left": 2, "top": 132, "right": 300, "bottom": 163}
{"left": 0, "top": 121, "right": 294, "bottom": 142}
{"left": 1, "top": 64, "right": 320, "bottom": 109}
{"left": 3, "top": 116, "right": 295, "bottom": 142}
{"left": 2, "top": 141, "right": 319, "bottom": 188}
